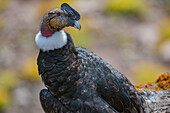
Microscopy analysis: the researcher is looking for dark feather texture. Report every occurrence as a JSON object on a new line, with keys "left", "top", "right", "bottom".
{"left": 37, "top": 33, "right": 146, "bottom": 113}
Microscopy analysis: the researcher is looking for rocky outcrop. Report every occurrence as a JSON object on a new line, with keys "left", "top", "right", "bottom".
{"left": 135, "top": 73, "right": 170, "bottom": 113}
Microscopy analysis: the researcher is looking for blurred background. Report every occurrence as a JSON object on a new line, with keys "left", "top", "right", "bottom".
{"left": 0, "top": 0, "right": 170, "bottom": 112}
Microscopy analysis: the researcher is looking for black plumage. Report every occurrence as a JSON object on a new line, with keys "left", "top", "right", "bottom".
{"left": 37, "top": 33, "right": 146, "bottom": 113}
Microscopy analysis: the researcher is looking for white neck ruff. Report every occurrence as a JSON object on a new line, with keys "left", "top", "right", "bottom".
{"left": 35, "top": 30, "right": 67, "bottom": 52}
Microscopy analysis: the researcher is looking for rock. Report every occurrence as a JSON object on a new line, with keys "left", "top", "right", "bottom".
{"left": 135, "top": 72, "right": 170, "bottom": 112}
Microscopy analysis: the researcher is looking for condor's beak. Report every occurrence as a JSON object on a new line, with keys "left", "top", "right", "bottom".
{"left": 66, "top": 17, "right": 81, "bottom": 30}
{"left": 74, "top": 21, "right": 81, "bottom": 30}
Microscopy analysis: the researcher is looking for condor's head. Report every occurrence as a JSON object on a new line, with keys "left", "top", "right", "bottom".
{"left": 35, "top": 3, "right": 81, "bottom": 51}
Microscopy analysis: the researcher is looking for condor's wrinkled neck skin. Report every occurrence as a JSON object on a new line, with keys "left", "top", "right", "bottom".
{"left": 35, "top": 30, "right": 67, "bottom": 52}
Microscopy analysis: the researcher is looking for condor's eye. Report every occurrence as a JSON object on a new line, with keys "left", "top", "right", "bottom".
{"left": 57, "top": 13, "right": 61, "bottom": 16}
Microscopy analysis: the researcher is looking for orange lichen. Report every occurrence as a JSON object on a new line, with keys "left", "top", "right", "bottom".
{"left": 135, "top": 72, "right": 170, "bottom": 91}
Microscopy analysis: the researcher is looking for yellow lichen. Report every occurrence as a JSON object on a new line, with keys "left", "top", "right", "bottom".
{"left": 0, "top": 69, "right": 17, "bottom": 111}
{"left": 156, "top": 18, "right": 170, "bottom": 50}
{"left": 18, "top": 56, "right": 40, "bottom": 82}
{"left": 0, "top": 0, "right": 9, "bottom": 10}
{"left": 0, "top": 88, "right": 11, "bottom": 111}
{"left": 135, "top": 72, "right": 170, "bottom": 91}
{"left": 104, "top": 0, "right": 148, "bottom": 17}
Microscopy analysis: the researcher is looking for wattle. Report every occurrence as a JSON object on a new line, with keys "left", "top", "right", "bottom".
{"left": 40, "top": 19, "right": 54, "bottom": 38}
{"left": 42, "top": 33, "right": 53, "bottom": 38}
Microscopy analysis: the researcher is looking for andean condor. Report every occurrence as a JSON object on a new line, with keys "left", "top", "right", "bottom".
{"left": 35, "top": 3, "right": 146, "bottom": 113}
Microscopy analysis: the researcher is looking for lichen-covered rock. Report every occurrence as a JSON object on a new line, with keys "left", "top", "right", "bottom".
{"left": 135, "top": 73, "right": 170, "bottom": 112}
{"left": 135, "top": 72, "right": 170, "bottom": 91}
